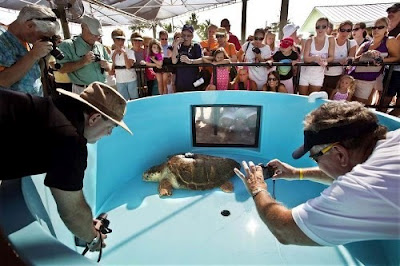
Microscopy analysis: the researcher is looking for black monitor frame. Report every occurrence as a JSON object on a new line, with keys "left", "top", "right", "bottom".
{"left": 191, "top": 104, "right": 261, "bottom": 148}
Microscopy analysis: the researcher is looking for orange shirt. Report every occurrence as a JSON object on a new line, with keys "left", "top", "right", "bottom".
{"left": 200, "top": 39, "right": 219, "bottom": 53}
{"left": 222, "top": 42, "right": 237, "bottom": 58}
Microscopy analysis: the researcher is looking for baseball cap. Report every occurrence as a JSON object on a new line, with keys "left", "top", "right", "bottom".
{"left": 292, "top": 121, "right": 378, "bottom": 159}
{"left": 182, "top": 24, "right": 194, "bottom": 33}
{"left": 283, "top": 23, "right": 299, "bottom": 38}
{"left": 280, "top": 37, "right": 294, "bottom": 48}
{"left": 57, "top": 82, "right": 132, "bottom": 135}
{"left": 80, "top": 15, "right": 103, "bottom": 36}
{"left": 386, "top": 3, "right": 400, "bottom": 12}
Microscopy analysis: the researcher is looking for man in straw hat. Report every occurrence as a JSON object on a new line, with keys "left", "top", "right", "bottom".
{"left": 0, "top": 82, "right": 132, "bottom": 251}
{"left": 234, "top": 101, "right": 400, "bottom": 246}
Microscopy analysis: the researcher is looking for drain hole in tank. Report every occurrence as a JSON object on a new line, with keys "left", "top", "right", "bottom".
{"left": 221, "top": 210, "right": 230, "bottom": 216}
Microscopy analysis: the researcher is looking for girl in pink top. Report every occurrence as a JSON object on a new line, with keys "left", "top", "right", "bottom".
{"left": 205, "top": 48, "right": 231, "bottom": 90}
{"left": 140, "top": 39, "right": 169, "bottom": 95}
{"left": 329, "top": 75, "right": 355, "bottom": 101}
{"left": 229, "top": 66, "right": 257, "bottom": 90}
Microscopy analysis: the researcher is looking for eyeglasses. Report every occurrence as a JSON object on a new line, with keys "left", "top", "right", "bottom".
{"left": 216, "top": 34, "right": 225, "bottom": 38}
{"left": 352, "top": 27, "right": 360, "bottom": 31}
{"left": 371, "top": 26, "right": 386, "bottom": 30}
{"left": 309, "top": 142, "right": 339, "bottom": 162}
{"left": 339, "top": 28, "right": 352, "bottom": 33}
{"left": 254, "top": 37, "right": 264, "bottom": 41}
{"left": 160, "top": 38, "right": 168, "bottom": 40}
{"left": 268, "top": 78, "right": 277, "bottom": 81}
{"left": 315, "top": 25, "right": 327, "bottom": 30}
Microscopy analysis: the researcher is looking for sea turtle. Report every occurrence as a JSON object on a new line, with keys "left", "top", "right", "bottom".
{"left": 143, "top": 153, "right": 240, "bottom": 197}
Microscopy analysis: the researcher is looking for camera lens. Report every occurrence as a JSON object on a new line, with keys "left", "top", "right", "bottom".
{"left": 51, "top": 47, "right": 64, "bottom": 60}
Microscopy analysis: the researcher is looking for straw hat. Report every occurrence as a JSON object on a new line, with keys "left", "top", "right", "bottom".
{"left": 57, "top": 82, "right": 132, "bottom": 135}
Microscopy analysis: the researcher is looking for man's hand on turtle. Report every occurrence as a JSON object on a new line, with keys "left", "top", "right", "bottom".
{"left": 234, "top": 161, "right": 267, "bottom": 195}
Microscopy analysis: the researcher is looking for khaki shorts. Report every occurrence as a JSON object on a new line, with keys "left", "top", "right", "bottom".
{"left": 354, "top": 79, "right": 375, "bottom": 99}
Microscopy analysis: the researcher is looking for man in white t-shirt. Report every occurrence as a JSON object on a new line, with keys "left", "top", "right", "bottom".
{"left": 234, "top": 101, "right": 400, "bottom": 246}
{"left": 111, "top": 29, "right": 137, "bottom": 100}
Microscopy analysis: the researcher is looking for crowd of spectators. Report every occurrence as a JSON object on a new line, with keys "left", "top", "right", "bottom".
{"left": 1, "top": 5, "right": 400, "bottom": 116}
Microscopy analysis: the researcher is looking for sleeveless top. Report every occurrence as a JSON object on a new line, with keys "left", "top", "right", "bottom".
{"left": 325, "top": 39, "right": 356, "bottom": 76}
{"left": 351, "top": 37, "right": 389, "bottom": 81}
{"left": 333, "top": 91, "right": 349, "bottom": 101}
{"left": 303, "top": 36, "right": 329, "bottom": 74}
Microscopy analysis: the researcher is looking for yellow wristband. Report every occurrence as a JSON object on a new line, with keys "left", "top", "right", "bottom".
{"left": 299, "top": 169, "right": 303, "bottom": 180}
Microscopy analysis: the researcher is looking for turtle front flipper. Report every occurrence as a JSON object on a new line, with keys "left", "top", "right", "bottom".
{"left": 159, "top": 178, "right": 173, "bottom": 197}
{"left": 220, "top": 181, "right": 234, "bottom": 193}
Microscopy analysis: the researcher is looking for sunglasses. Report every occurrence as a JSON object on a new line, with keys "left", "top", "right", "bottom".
{"left": 371, "top": 25, "right": 386, "bottom": 30}
{"left": 216, "top": 34, "right": 225, "bottom": 38}
{"left": 268, "top": 78, "right": 277, "bottom": 81}
{"left": 182, "top": 34, "right": 193, "bottom": 38}
{"left": 315, "top": 25, "right": 327, "bottom": 30}
{"left": 254, "top": 37, "right": 264, "bottom": 41}
{"left": 309, "top": 142, "right": 339, "bottom": 162}
{"left": 160, "top": 38, "right": 168, "bottom": 40}
{"left": 339, "top": 28, "right": 352, "bottom": 33}
{"left": 352, "top": 27, "right": 360, "bottom": 31}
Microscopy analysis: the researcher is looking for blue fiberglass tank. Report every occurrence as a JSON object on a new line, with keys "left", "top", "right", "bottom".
{"left": 0, "top": 91, "right": 399, "bottom": 265}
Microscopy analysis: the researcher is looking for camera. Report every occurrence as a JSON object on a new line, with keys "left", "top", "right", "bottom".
{"left": 238, "top": 82, "right": 245, "bottom": 90}
{"left": 252, "top": 47, "right": 261, "bottom": 54}
{"left": 42, "top": 36, "right": 64, "bottom": 60}
{"left": 94, "top": 54, "right": 102, "bottom": 62}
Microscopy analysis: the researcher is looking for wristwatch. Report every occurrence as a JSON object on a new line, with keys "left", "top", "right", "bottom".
{"left": 87, "top": 232, "right": 101, "bottom": 249}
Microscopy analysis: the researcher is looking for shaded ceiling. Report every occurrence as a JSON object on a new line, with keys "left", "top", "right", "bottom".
{"left": 0, "top": 0, "right": 237, "bottom": 26}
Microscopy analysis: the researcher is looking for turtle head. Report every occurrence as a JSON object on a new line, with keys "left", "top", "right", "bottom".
{"left": 142, "top": 163, "right": 166, "bottom": 182}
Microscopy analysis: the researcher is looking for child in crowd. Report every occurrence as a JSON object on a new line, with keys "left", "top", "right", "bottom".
{"left": 329, "top": 75, "right": 355, "bottom": 101}
{"left": 140, "top": 39, "right": 168, "bottom": 95}
{"left": 166, "top": 73, "right": 174, "bottom": 94}
{"left": 229, "top": 66, "right": 257, "bottom": 90}
{"left": 264, "top": 31, "right": 278, "bottom": 54}
{"left": 262, "top": 71, "right": 287, "bottom": 93}
{"left": 271, "top": 37, "right": 299, "bottom": 94}
{"left": 204, "top": 48, "right": 231, "bottom": 90}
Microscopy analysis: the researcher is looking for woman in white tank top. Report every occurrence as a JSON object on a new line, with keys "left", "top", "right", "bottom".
{"left": 299, "top": 17, "right": 335, "bottom": 95}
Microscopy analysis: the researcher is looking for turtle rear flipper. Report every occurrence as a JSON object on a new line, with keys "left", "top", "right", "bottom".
{"left": 159, "top": 178, "right": 173, "bottom": 197}
{"left": 220, "top": 181, "right": 234, "bottom": 193}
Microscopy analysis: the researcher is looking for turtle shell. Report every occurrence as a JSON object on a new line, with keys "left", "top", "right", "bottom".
{"left": 167, "top": 154, "right": 240, "bottom": 190}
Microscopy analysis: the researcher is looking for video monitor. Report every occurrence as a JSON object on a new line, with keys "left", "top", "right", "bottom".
{"left": 192, "top": 105, "right": 261, "bottom": 147}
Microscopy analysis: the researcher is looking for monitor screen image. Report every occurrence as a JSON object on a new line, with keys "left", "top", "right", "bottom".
{"left": 192, "top": 105, "right": 261, "bottom": 147}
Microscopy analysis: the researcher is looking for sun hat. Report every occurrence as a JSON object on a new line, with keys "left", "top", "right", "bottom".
{"left": 215, "top": 27, "right": 227, "bottom": 36}
{"left": 280, "top": 37, "right": 294, "bottom": 48}
{"left": 130, "top": 32, "right": 144, "bottom": 41}
{"left": 57, "top": 82, "right": 132, "bottom": 135}
{"left": 80, "top": 15, "right": 103, "bottom": 36}
{"left": 111, "top": 29, "right": 126, "bottom": 40}
{"left": 292, "top": 121, "right": 378, "bottom": 159}
{"left": 282, "top": 23, "right": 299, "bottom": 38}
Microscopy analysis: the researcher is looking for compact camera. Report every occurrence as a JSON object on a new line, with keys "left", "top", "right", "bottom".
{"left": 252, "top": 47, "right": 261, "bottom": 54}
{"left": 94, "top": 54, "right": 102, "bottom": 62}
{"left": 42, "top": 36, "right": 64, "bottom": 60}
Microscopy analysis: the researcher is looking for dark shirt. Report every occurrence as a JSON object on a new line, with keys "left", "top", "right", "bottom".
{"left": 273, "top": 51, "right": 299, "bottom": 80}
{"left": 0, "top": 90, "right": 88, "bottom": 191}
{"left": 176, "top": 43, "right": 202, "bottom": 92}
{"left": 388, "top": 23, "right": 400, "bottom": 37}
